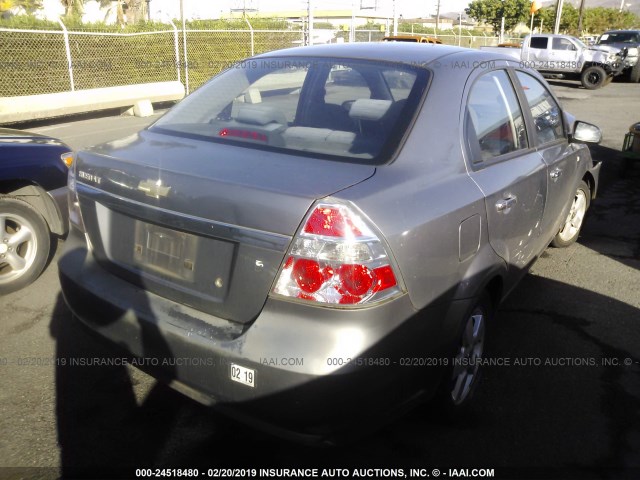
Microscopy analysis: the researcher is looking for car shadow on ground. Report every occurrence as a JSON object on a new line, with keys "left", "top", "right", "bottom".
{"left": 579, "top": 144, "right": 640, "bottom": 271}
{"left": 50, "top": 267, "right": 640, "bottom": 478}
{"left": 546, "top": 80, "right": 586, "bottom": 90}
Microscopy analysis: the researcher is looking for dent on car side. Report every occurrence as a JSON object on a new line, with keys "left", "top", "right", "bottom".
{"left": 57, "top": 43, "right": 601, "bottom": 440}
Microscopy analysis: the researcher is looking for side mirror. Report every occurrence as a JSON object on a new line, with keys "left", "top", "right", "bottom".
{"left": 571, "top": 121, "right": 602, "bottom": 144}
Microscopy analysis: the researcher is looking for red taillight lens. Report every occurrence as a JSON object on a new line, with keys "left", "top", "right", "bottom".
{"left": 338, "top": 264, "right": 374, "bottom": 296}
{"left": 372, "top": 265, "right": 397, "bottom": 293}
{"left": 304, "top": 207, "right": 363, "bottom": 238}
{"left": 273, "top": 202, "right": 402, "bottom": 306}
{"left": 293, "top": 259, "right": 324, "bottom": 293}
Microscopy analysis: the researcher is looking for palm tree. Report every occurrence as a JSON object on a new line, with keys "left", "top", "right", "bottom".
{"left": 0, "top": 0, "right": 42, "bottom": 14}
{"left": 59, "top": 0, "right": 142, "bottom": 24}
{"left": 61, "top": 0, "right": 83, "bottom": 18}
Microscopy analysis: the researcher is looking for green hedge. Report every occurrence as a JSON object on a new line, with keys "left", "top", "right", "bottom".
{"left": 0, "top": 15, "right": 298, "bottom": 32}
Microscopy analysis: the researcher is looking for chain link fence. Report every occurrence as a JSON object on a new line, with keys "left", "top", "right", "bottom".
{"left": 181, "top": 29, "right": 302, "bottom": 93}
{"left": 1, "top": 29, "right": 72, "bottom": 96}
{"left": 0, "top": 24, "right": 517, "bottom": 98}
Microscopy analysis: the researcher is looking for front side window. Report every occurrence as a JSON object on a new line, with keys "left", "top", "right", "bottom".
{"left": 466, "top": 70, "right": 527, "bottom": 162}
{"left": 552, "top": 38, "right": 576, "bottom": 51}
{"left": 152, "top": 57, "right": 429, "bottom": 164}
{"left": 515, "top": 71, "right": 564, "bottom": 146}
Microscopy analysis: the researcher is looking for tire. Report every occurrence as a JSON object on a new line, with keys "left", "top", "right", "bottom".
{"left": 440, "top": 291, "right": 492, "bottom": 412}
{"left": 0, "top": 196, "right": 51, "bottom": 295}
{"left": 630, "top": 62, "right": 640, "bottom": 83}
{"left": 551, "top": 180, "right": 590, "bottom": 248}
{"left": 581, "top": 66, "right": 607, "bottom": 89}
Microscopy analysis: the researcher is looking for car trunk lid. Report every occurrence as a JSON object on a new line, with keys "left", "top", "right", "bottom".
{"left": 74, "top": 130, "right": 375, "bottom": 324}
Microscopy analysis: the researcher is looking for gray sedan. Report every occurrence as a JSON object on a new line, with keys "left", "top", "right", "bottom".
{"left": 58, "top": 43, "right": 602, "bottom": 440}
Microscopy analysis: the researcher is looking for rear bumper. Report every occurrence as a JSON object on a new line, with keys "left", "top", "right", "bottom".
{"left": 58, "top": 227, "right": 469, "bottom": 440}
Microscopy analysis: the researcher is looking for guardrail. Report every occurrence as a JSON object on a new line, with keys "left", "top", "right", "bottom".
{"left": 0, "top": 81, "right": 185, "bottom": 124}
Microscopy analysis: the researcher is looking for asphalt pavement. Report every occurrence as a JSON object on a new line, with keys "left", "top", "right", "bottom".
{"left": 0, "top": 82, "right": 639, "bottom": 480}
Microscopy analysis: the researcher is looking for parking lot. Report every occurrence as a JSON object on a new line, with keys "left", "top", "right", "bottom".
{"left": 0, "top": 81, "right": 639, "bottom": 479}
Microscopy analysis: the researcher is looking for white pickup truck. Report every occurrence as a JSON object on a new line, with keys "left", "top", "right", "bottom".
{"left": 480, "top": 34, "right": 626, "bottom": 89}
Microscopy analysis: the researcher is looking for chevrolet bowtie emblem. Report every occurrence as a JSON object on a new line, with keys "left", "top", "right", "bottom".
{"left": 138, "top": 179, "right": 171, "bottom": 198}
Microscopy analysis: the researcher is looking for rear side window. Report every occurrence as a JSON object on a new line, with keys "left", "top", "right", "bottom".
{"left": 466, "top": 70, "right": 527, "bottom": 163}
{"left": 530, "top": 37, "right": 548, "bottom": 49}
{"left": 515, "top": 71, "right": 564, "bottom": 145}
{"left": 152, "top": 57, "right": 429, "bottom": 164}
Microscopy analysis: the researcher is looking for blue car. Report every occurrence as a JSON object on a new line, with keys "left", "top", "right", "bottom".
{"left": 0, "top": 128, "right": 71, "bottom": 294}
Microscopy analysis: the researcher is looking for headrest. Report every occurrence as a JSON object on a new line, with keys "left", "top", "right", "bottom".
{"left": 236, "top": 104, "right": 286, "bottom": 126}
{"left": 349, "top": 99, "right": 392, "bottom": 121}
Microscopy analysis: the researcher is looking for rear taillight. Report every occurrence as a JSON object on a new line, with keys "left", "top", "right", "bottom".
{"left": 272, "top": 202, "right": 403, "bottom": 306}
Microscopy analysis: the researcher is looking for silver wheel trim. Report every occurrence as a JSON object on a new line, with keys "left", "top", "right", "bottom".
{"left": 557, "top": 189, "right": 587, "bottom": 243}
{"left": 0, "top": 212, "right": 38, "bottom": 285}
{"left": 451, "top": 308, "right": 485, "bottom": 405}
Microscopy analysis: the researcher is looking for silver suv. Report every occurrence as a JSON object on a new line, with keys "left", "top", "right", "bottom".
{"left": 596, "top": 30, "right": 640, "bottom": 82}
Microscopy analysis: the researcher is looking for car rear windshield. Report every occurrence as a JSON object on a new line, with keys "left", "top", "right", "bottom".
{"left": 151, "top": 56, "right": 430, "bottom": 164}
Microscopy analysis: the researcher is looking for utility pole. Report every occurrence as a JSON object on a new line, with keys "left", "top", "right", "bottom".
{"left": 435, "top": 0, "right": 440, "bottom": 32}
{"left": 499, "top": 0, "right": 505, "bottom": 45}
{"left": 308, "top": 0, "right": 314, "bottom": 45}
{"left": 180, "top": 0, "right": 189, "bottom": 94}
{"left": 577, "top": 0, "right": 586, "bottom": 33}
{"left": 392, "top": 0, "right": 398, "bottom": 36}
{"left": 553, "top": 0, "right": 564, "bottom": 34}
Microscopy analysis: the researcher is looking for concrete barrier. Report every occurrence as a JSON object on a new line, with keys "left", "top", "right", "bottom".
{"left": 0, "top": 81, "right": 185, "bottom": 124}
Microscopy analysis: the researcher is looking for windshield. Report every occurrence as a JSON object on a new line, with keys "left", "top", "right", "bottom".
{"left": 151, "top": 56, "right": 429, "bottom": 164}
{"left": 572, "top": 37, "right": 588, "bottom": 49}
{"left": 598, "top": 32, "right": 640, "bottom": 44}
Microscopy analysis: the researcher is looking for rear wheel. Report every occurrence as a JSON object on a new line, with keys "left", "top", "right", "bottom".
{"left": 0, "top": 197, "right": 51, "bottom": 295}
{"left": 551, "top": 180, "right": 590, "bottom": 248}
{"left": 581, "top": 66, "right": 607, "bottom": 89}
{"left": 440, "top": 292, "right": 492, "bottom": 411}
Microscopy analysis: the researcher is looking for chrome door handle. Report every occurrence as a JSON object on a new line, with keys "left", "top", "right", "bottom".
{"left": 550, "top": 169, "right": 563, "bottom": 180}
{"left": 496, "top": 196, "right": 517, "bottom": 212}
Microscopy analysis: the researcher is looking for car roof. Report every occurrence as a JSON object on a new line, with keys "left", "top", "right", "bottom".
{"left": 530, "top": 33, "right": 572, "bottom": 37}
{"left": 254, "top": 42, "right": 508, "bottom": 68}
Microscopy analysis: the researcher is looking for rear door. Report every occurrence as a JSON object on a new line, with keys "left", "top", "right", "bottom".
{"left": 464, "top": 68, "right": 547, "bottom": 286}
{"left": 512, "top": 70, "right": 581, "bottom": 243}
{"left": 525, "top": 36, "right": 550, "bottom": 68}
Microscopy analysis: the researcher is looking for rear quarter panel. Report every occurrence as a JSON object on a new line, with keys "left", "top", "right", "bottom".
{"left": 338, "top": 56, "right": 505, "bottom": 312}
